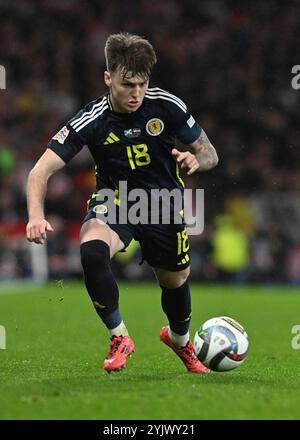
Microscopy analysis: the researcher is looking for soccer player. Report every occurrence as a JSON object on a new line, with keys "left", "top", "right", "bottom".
{"left": 26, "top": 33, "right": 218, "bottom": 373}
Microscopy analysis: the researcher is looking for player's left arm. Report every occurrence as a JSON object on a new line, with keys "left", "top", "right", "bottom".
{"left": 172, "top": 129, "right": 218, "bottom": 175}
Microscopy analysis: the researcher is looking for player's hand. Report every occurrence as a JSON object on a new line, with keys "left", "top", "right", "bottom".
{"left": 26, "top": 219, "right": 54, "bottom": 245}
{"left": 172, "top": 148, "right": 200, "bottom": 175}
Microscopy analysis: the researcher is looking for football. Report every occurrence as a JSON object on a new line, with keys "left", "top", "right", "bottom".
{"left": 194, "top": 316, "right": 249, "bottom": 371}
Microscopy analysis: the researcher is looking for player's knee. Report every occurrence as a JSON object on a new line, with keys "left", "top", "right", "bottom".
{"left": 159, "top": 267, "right": 190, "bottom": 289}
{"left": 80, "top": 239, "right": 110, "bottom": 269}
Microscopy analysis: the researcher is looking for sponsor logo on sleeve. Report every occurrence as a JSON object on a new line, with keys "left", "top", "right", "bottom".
{"left": 52, "top": 126, "right": 70, "bottom": 144}
{"left": 187, "top": 115, "right": 196, "bottom": 128}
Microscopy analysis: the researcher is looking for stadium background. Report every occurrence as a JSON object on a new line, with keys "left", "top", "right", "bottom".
{"left": 2, "top": 0, "right": 300, "bottom": 423}
{"left": 1, "top": 0, "right": 300, "bottom": 284}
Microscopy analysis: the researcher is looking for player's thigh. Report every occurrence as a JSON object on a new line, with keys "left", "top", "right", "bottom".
{"left": 138, "top": 224, "right": 190, "bottom": 279}
{"left": 153, "top": 266, "right": 190, "bottom": 289}
{"left": 80, "top": 218, "right": 125, "bottom": 258}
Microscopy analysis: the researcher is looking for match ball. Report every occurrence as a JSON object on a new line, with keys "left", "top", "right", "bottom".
{"left": 194, "top": 316, "right": 249, "bottom": 372}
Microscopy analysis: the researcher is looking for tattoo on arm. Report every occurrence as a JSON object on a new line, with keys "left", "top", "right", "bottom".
{"left": 189, "top": 129, "right": 219, "bottom": 171}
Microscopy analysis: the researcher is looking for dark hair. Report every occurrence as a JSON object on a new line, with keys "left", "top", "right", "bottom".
{"left": 105, "top": 32, "right": 157, "bottom": 79}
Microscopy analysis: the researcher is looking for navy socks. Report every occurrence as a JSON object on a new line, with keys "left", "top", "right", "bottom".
{"left": 161, "top": 281, "right": 191, "bottom": 335}
{"left": 80, "top": 240, "right": 122, "bottom": 330}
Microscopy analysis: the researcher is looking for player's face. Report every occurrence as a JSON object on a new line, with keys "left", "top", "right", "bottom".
{"left": 104, "top": 69, "right": 149, "bottom": 113}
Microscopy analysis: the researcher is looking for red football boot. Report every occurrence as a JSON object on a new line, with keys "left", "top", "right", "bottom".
{"left": 103, "top": 335, "right": 135, "bottom": 373}
{"left": 160, "top": 326, "right": 210, "bottom": 373}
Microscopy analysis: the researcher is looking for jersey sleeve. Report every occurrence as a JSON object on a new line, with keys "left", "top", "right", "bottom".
{"left": 165, "top": 93, "right": 202, "bottom": 144}
{"left": 47, "top": 102, "right": 96, "bottom": 163}
{"left": 47, "top": 124, "right": 86, "bottom": 163}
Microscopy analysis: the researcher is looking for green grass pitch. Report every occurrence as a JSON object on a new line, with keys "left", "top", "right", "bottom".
{"left": 1, "top": 281, "right": 300, "bottom": 420}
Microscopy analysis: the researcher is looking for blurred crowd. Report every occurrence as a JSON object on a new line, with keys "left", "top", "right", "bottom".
{"left": 1, "top": 0, "right": 300, "bottom": 284}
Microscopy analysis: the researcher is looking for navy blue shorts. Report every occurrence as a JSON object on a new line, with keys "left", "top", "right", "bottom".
{"left": 83, "top": 194, "right": 190, "bottom": 272}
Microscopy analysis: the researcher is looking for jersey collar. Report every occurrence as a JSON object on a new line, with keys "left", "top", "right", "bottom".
{"left": 106, "top": 94, "right": 113, "bottom": 111}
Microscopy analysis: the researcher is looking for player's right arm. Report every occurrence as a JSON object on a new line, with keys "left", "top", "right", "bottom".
{"left": 26, "top": 149, "right": 66, "bottom": 244}
{"left": 26, "top": 97, "right": 102, "bottom": 244}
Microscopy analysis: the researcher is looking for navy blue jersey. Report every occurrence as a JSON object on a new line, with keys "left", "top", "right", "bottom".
{"left": 48, "top": 87, "right": 201, "bottom": 195}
